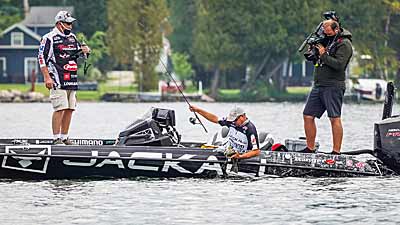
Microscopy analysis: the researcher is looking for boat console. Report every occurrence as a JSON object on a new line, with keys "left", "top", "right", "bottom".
{"left": 116, "top": 108, "right": 181, "bottom": 146}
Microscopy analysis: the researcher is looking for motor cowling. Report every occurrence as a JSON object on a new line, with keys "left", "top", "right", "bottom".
{"left": 374, "top": 82, "right": 400, "bottom": 173}
{"left": 116, "top": 108, "right": 180, "bottom": 146}
{"left": 374, "top": 118, "right": 400, "bottom": 173}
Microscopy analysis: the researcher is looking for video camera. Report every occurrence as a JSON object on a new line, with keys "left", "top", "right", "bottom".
{"left": 298, "top": 11, "right": 340, "bottom": 64}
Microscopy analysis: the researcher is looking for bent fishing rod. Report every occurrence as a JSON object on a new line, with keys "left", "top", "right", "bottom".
{"left": 137, "top": 22, "right": 208, "bottom": 133}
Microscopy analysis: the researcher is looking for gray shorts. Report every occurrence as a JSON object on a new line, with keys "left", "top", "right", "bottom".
{"left": 50, "top": 89, "right": 76, "bottom": 111}
{"left": 303, "top": 86, "right": 345, "bottom": 118}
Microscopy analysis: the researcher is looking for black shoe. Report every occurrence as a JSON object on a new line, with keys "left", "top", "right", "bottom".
{"left": 62, "top": 138, "right": 73, "bottom": 145}
{"left": 52, "top": 138, "right": 65, "bottom": 145}
{"left": 330, "top": 151, "right": 341, "bottom": 155}
{"left": 298, "top": 147, "right": 316, "bottom": 153}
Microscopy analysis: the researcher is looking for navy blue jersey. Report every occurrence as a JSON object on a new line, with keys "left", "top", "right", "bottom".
{"left": 38, "top": 28, "right": 81, "bottom": 90}
{"left": 218, "top": 118, "right": 259, "bottom": 153}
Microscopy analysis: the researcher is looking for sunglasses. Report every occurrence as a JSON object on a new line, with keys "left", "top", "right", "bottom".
{"left": 63, "top": 22, "right": 73, "bottom": 26}
{"left": 234, "top": 115, "right": 243, "bottom": 122}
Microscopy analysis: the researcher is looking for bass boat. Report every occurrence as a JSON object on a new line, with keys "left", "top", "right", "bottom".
{"left": 0, "top": 83, "right": 399, "bottom": 180}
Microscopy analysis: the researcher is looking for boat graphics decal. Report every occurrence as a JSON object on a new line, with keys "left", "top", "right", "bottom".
{"left": 63, "top": 151, "right": 224, "bottom": 175}
{"left": 70, "top": 139, "right": 105, "bottom": 146}
{"left": 262, "top": 151, "right": 371, "bottom": 172}
{"left": 2, "top": 145, "right": 51, "bottom": 174}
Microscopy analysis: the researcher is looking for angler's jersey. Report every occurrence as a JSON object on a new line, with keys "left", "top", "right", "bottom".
{"left": 218, "top": 119, "right": 259, "bottom": 153}
{"left": 38, "top": 28, "right": 81, "bottom": 90}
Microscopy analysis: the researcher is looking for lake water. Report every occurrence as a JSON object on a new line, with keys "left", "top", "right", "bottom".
{"left": 0, "top": 102, "right": 399, "bottom": 225}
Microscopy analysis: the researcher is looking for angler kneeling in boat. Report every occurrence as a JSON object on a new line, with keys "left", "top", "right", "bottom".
{"left": 189, "top": 105, "right": 260, "bottom": 159}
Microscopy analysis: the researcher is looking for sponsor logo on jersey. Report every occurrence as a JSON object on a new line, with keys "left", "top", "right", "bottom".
{"left": 251, "top": 134, "right": 257, "bottom": 146}
{"left": 63, "top": 61, "right": 77, "bottom": 71}
{"left": 57, "top": 44, "right": 77, "bottom": 51}
{"left": 59, "top": 53, "right": 70, "bottom": 59}
{"left": 64, "top": 72, "right": 70, "bottom": 80}
{"left": 68, "top": 37, "right": 75, "bottom": 42}
{"left": 63, "top": 82, "right": 78, "bottom": 86}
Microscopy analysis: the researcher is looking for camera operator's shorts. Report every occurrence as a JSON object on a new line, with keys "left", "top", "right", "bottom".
{"left": 303, "top": 86, "right": 345, "bottom": 118}
{"left": 50, "top": 89, "right": 76, "bottom": 111}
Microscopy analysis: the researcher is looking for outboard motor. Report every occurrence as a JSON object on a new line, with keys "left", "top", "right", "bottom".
{"left": 117, "top": 108, "right": 181, "bottom": 146}
{"left": 374, "top": 82, "right": 400, "bottom": 173}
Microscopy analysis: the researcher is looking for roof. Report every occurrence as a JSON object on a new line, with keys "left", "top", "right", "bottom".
{"left": 22, "top": 6, "right": 74, "bottom": 26}
{"left": 1, "top": 23, "right": 41, "bottom": 41}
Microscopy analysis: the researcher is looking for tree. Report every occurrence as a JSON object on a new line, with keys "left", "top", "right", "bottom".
{"left": 0, "top": 0, "right": 22, "bottom": 32}
{"left": 193, "top": 0, "right": 243, "bottom": 98}
{"left": 70, "top": 0, "right": 108, "bottom": 37}
{"left": 171, "top": 52, "right": 193, "bottom": 81}
{"left": 76, "top": 31, "right": 108, "bottom": 81}
{"left": 167, "top": 0, "right": 196, "bottom": 55}
{"left": 107, "top": 0, "right": 170, "bottom": 91}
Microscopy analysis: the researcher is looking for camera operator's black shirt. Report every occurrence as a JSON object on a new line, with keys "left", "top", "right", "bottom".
{"left": 314, "top": 29, "right": 353, "bottom": 90}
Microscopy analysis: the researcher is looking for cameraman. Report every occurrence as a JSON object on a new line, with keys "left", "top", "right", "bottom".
{"left": 301, "top": 19, "right": 353, "bottom": 155}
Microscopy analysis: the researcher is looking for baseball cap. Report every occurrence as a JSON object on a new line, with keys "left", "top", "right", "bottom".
{"left": 55, "top": 11, "right": 76, "bottom": 23}
{"left": 226, "top": 106, "right": 245, "bottom": 122}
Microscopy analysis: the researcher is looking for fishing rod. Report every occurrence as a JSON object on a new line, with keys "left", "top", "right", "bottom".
{"left": 158, "top": 59, "right": 208, "bottom": 133}
{"left": 137, "top": 22, "right": 208, "bottom": 133}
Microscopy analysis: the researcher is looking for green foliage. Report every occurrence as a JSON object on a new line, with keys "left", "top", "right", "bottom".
{"left": 0, "top": 1, "right": 22, "bottom": 32}
{"left": 76, "top": 31, "right": 108, "bottom": 81}
{"left": 167, "top": 0, "right": 196, "bottom": 55}
{"left": 171, "top": 52, "right": 193, "bottom": 80}
{"left": 239, "top": 82, "right": 271, "bottom": 102}
{"left": 107, "top": 0, "right": 169, "bottom": 91}
{"left": 69, "top": 0, "right": 108, "bottom": 37}
{"left": 193, "top": 0, "right": 242, "bottom": 70}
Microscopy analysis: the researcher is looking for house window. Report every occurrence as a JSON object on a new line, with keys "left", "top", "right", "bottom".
{"left": 25, "top": 58, "right": 38, "bottom": 83}
{"left": 0, "top": 57, "right": 6, "bottom": 77}
{"left": 11, "top": 32, "right": 24, "bottom": 46}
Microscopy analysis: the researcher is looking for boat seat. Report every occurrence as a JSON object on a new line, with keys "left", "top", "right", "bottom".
{"left": 259, "top": 132, "right": 274, "bottom": 150}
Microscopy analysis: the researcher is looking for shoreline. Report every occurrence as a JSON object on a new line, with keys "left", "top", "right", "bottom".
{"left": 0, "top": 89, "right": 387, "bottom": 104}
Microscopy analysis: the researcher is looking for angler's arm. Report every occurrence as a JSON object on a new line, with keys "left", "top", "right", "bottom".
{"left": 38, "top": 37, "right": 53, "bottom": 89}
{"left": 189, "top": 106, "right": 218, "bottom": 123}
{"left": 232, "top": 149, "right": 261, "bottom": 159}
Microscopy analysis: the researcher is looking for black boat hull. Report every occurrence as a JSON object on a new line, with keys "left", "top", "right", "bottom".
{"left": 0, "top": 144, "right": 381, "bottom": 180}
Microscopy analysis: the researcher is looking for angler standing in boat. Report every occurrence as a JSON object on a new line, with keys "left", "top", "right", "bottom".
{"left": 301, "top": 18, "right": 353, "bottom": 154}
{"left": 189, "top": 105, "right": 260, "bottom": 159}
{"left": 38, "top": 11, "right": 91, "bottom": 145}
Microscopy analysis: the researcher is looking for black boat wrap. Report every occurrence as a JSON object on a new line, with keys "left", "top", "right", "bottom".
{"left": 0, "top": 143, "right": 383, "bottom": 179}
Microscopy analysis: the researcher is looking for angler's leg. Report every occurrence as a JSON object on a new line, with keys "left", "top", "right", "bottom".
{"left": 330, "top": 117, "right": 343, "bottom": 153}
{"left": 52, "top": 110, "right": 63, "bottom": 136}
{"left": 304, "top": 115, "right": 317, "bottom": 149}
{"left": 61, "top": 109, "right": 73, "bottom": 135}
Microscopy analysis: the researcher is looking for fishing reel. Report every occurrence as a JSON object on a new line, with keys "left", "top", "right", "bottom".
{"left": 189, "top": 117, "right": 199, "bottom": 125}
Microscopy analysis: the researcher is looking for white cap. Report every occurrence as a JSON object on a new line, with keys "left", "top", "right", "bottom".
{"left": 55, "top": 11, "right": 76, "bottom": 23}
{"left": 226, "top": 106, "right": 245, "bottom": 122}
